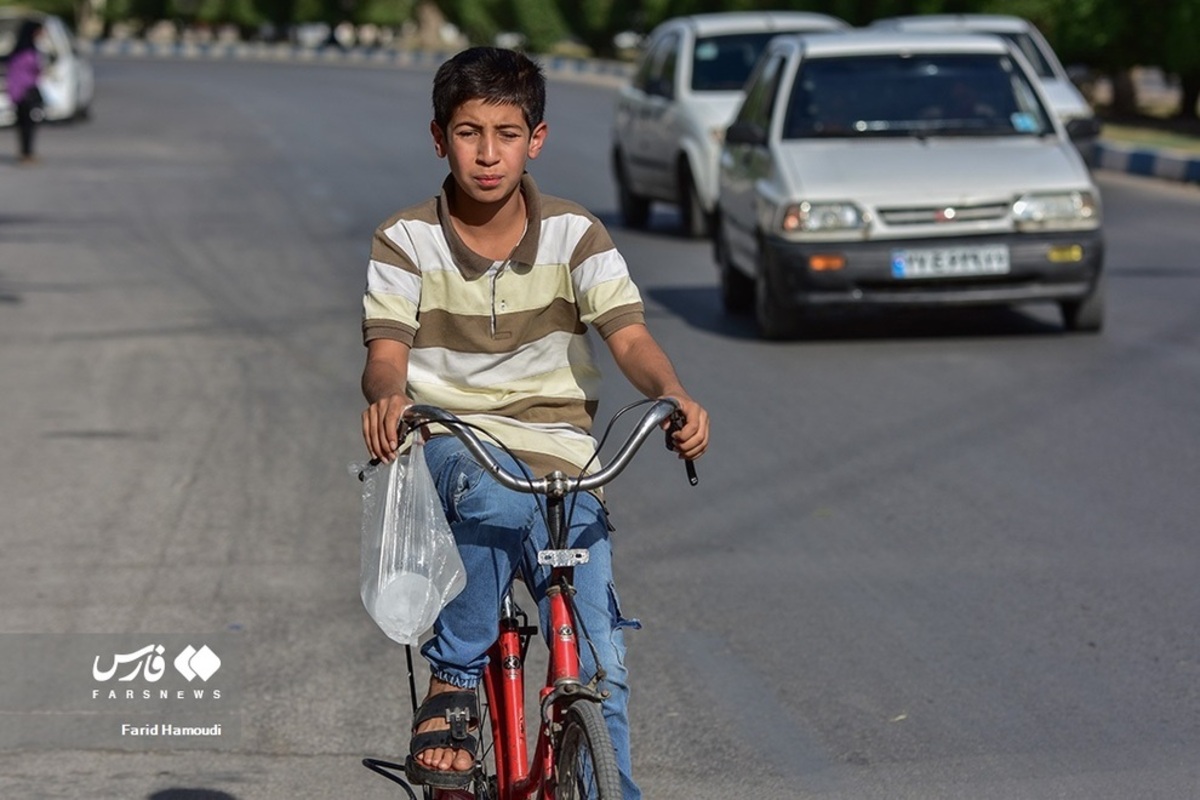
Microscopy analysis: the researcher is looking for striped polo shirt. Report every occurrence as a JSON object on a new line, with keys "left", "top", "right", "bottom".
{"left": 362, "top": 174, "right": 646, "bottom": 478}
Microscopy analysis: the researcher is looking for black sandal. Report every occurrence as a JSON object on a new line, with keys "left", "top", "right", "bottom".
{"left": 404, "top": 689, "right": 480, "bottom": 789}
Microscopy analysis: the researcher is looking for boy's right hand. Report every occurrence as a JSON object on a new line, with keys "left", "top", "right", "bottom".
{"left": 362, "top": 393, "right": 410, "bottom": 463}
{"left": 663, "top": 393, "right": 709, "bottom": 462}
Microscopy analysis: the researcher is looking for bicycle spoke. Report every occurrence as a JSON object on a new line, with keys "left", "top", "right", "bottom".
{"left": 475, "top": 692, "right": 496, "bottom": 800}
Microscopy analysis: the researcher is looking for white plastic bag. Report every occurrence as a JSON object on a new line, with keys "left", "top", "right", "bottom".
{"left": 359, "top": 438, "right": 466, "bottom": 645}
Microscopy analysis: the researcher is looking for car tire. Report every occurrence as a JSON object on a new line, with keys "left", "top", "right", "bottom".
{"left": 1060, "top": 276, "right": 1105, "bottom": 333}
{"left": 715, "top": 216, "right": 752, "bottom": 314}
{"left": 754, "top": 241, "right": 797, "bottom": 340}
{"left": 614, "top": 151, "right": 650, "bottom": 230}
{"left": 678, "top": 159, "right": 710, "bottom": 239}
{"left": 73, "top": 91, "right": 92, "bottom": 121}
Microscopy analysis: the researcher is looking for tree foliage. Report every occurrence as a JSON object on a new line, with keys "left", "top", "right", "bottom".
{"left": 510, "top": 0, "right": 570, "bottom": 52}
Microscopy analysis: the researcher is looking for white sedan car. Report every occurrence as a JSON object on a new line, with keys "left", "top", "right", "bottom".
{"left": 612, "top": 11, "right": 848, "bottom": 237}
{"left": 715, "top": 31, "right": 1104, "bottom": 338}
{"left": 870, "top": 15, "right": 1100, "bottom": 155}
{"left": 0, "top": 10, "right": 95, "bottom": 126}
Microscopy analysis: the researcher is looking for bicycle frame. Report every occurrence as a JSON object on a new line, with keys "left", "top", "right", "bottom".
{"left": 481, "top": 476, "right": 611, "bottom": 800}
{"left": 366, "top": 559, "right": 587, "bottom": 800}
{"left": 364, "top": 398, "right": 695, "bottom": 799}
{"left": 482, "top": 573, "right": 582, "bottom": 799}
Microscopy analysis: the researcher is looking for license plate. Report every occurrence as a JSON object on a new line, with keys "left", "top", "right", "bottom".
{"left": 892, "top": 245, "right": 1011, "bottom": 279}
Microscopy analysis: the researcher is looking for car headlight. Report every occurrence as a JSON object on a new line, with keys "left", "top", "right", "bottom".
{"left": 1012, "top": 191, "right": 1100, "bottom": 231}
{"left": 781, "top": 202, "right": 867, "bottom": 234}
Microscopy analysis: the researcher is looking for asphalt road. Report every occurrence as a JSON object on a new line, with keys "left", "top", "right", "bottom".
{"left": 1, "top": 57, "right": 1199, "bottom": 799}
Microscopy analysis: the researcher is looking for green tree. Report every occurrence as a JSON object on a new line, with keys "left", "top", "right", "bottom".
{"left": 193, "top": 0, "right": 262, "bottom": 28}
{"left": 442, "top": 0, "right": 503, "bottom": 45}
{"left": 558, "top": 0, "right": 634, "bottom": 56}
{"left": 252, "top": 0, "right": 296, "bottom": 38}
{"left": 357, "top": 0, "right": 416, "bottom": 28}
{"left": 510, "top": 0, "right": 569, "bottom": 51}
{"left": 109, "top": 0, "right": 170, "bottom": 26}
{"left": 1046, "top": 0, "right": 1143, "bottom": 114}
{"left": 1159, "top": 0, "right": 1200, "bottom": 118}
{"left": 820, "top": 0, "right": 921, "bottom": 27}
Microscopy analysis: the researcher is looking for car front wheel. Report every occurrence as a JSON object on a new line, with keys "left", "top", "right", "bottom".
{"left": 754, "top": 242, "right": 797, "bottom": 340}
{"left": 678, "top": 159, "right": 710, "bottom": 239}
{"left": 715, "top": 216, "right": 752, "bottom": 313}
{"left": 1060, "top": 276, "right": 1105, "bottom": 333}
{"left": 73, "top": 86, "right": 92, "bottom": 121}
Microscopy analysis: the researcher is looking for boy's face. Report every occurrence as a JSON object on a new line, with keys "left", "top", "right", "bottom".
{"left": 431, "top": 99, "right": 547, "bottom": 208}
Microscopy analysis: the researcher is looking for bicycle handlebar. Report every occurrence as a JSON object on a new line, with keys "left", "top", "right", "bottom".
{"left": 402, "top": 399, "right": 695, "bottom": 497}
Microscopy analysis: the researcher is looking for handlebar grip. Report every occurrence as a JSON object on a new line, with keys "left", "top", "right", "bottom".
{"left": 666, "top": 411, "right": 699, "bottom": 487}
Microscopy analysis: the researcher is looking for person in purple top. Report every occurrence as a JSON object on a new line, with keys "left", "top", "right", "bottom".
{"left": 6, "top": 19, "right": 44, "bottom": 164}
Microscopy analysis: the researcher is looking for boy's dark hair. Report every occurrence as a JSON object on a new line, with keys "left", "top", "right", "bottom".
{"left": 432, "top": 47, "right": 546, "bottom": 134}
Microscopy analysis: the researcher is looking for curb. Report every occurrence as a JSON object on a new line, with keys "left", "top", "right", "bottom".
{"left": 1092, "top": 140, "right": 1200, "bottom": 185}
{"left": 82, "top": 38, "right": 634, "bottom": 87}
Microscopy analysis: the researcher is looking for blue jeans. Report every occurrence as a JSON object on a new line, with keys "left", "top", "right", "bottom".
{"left": 419, "top": 435, "right": 642, "bottom": 800}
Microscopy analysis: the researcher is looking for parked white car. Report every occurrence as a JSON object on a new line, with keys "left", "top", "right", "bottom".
{"left": 715, "top": 31, "right": 1104, "bottom": 338}
{"left": 611, "top": 11, "right": 848, "bottom": 237}
{"left": 870, "top": 15, "right": 1100, "bottom": 154}
{"left": 0, "top": 9, "right": 95, "bottom": 126}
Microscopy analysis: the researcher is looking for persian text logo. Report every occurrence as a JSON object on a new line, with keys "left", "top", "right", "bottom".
{"left": 92, "top": 644, "right": 221, "bottom": 683}
{"left": 93, "top": 644, "right": 168, "bottom": 682}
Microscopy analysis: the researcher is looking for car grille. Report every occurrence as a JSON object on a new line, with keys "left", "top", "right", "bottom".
{"left": 878, "top": 202, "right": 1010, "bottom": 226}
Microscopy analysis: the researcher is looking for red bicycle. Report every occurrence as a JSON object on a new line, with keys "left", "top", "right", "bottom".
{"left": 364, "top": 398, "right": 696, "bottom": 800}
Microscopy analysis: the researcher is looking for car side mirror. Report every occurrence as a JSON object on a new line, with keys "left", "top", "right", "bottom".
{"left": 1065, "top": 117, "right": 1101, "bottom": 141}
{"left": 725, "top": 121, "right": 766, "bottom": 146}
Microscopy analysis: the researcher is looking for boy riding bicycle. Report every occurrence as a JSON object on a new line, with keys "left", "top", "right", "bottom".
{"left": 360, "top": 47, "right": 710, "bottom": 799}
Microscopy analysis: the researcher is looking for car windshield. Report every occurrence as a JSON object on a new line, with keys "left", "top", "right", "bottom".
{"left": 783, "top": 53, "right": 1053, "bottom": 139}
{"left": 994, "top": 32, "right": 1054, "bottom": 78}
{"left": 691, "top": 32, "right": 795, "bottom": 92}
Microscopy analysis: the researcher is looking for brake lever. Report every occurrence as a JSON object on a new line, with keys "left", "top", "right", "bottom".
{"left": 665, "top": 410, "right": 699, "bottom": 486}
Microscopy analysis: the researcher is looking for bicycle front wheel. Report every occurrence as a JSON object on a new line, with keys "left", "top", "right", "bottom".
{"left": 555, "top": 700, "right": 621, "bottom": 800}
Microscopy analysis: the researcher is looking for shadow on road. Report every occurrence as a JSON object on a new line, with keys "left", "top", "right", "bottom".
{"left": 1107, "top": 265, "right": 1200, "bottom": 279}
{"left": 148, "top": 791, "right": 239, "bottom": 800}
{"left": 645, "top": 285, "right": 1068, "bottom": 341}
{"left": 594, "top": 208, "right": 698, "bottom": 240}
